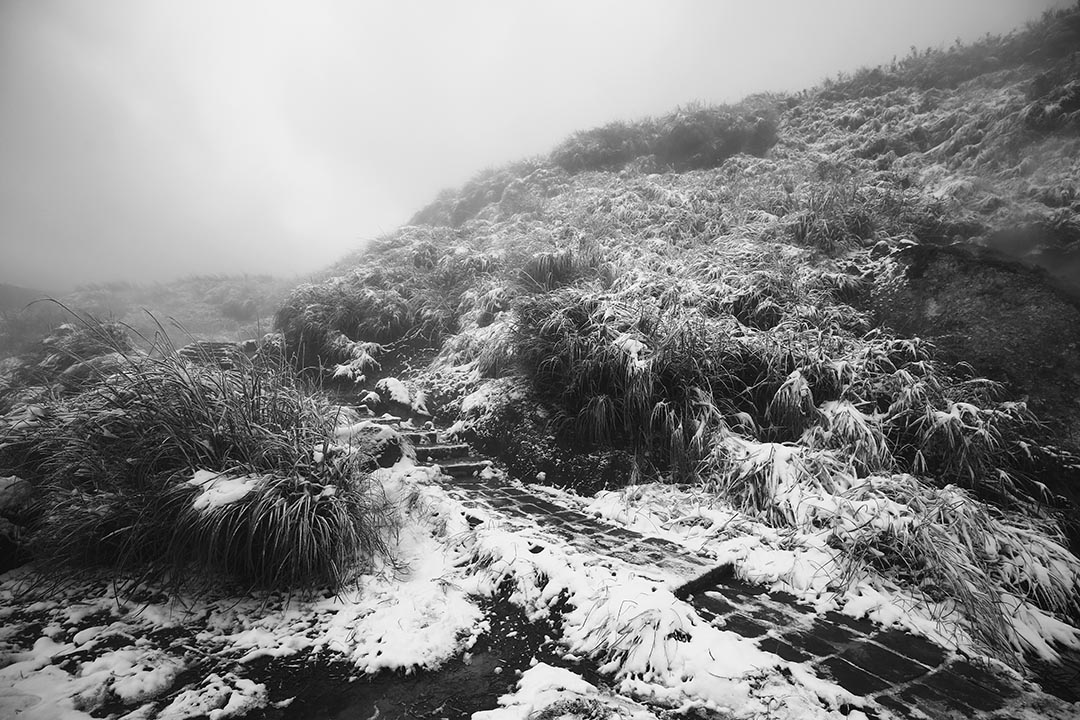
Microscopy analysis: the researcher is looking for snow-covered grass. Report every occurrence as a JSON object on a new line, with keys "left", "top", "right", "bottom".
{"left": 474, "top": 663, "right": 661, "bottom": 720}
{"left": 5, "top": 456, "right": 1078, "bottom": 719}
{"left": 563, "top": 471, "right": 1080, "bottom": 669}
{"left": 0, "top": 463, "right": 482, "bottom": 719}
{"left": 457, "top": 510, "right": 868, "bottom": 717}
{"left": 0, "top": 319, "right": 397, "bottom": 593}
{"left": 0, "top": 459, "right": 872, "bottom": 719}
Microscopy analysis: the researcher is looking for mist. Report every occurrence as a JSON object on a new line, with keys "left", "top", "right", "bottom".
{"left": 0, "top": 0, "right": 1069, "bottom": 291}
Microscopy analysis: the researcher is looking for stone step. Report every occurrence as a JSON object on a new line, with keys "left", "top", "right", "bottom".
{"left": 401, "top": 430, "right": 439, "bottom": 445}
{"left": 433, "top": 458, "right": 492, "bottom": 478}
{"left": 415, "top": 444, "right": 471, "bottom": 462}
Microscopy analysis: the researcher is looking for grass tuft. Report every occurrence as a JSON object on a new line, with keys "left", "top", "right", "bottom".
{"left": 4, "top": 315, "right": 395, "bottom": 594}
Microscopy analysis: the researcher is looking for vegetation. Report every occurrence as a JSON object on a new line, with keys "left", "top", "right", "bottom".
{"left": 819, "top": 2, "right": 1080, "bottom": 99}
{"left": 550, "top": 99, "right": 779, "bottom": 174}
{"left": 266, "top": 4, "right": 1080, "bottom": 667}
{"left": 0, "top": 0, "right": 1075, "bottom": 681}
{"left": 0, "top": 316, "right": 394, "bottom": 593}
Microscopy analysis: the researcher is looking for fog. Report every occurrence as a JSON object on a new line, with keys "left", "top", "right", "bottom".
{"left": 0, "top": 0, "right": 1069, "bottom": 291}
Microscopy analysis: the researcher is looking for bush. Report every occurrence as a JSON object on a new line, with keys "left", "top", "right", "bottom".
{"left": 3, "top": 318, "right": 395, "bottom": 593}
{"left": 551, "top": 100, "right": 780, "bottom": 174}
{"left": 704, "top": 438, "right": 1080, "bottom": 664}
{"left": 276, "top": 236, "right": 503, "bottom": 372}
{"left": 513, "top": 288, "right": 765, "bottom": 479}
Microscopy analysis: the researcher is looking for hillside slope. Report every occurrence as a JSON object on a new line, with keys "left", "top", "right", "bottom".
{"left": 276, "top": 3, "right": 1080, "bottom": 679}
{"left": 0, "top": 274, "right": 293, "bottom": 359}
{"left": 280, "top": 4, "right": 1080, "bottom": 458}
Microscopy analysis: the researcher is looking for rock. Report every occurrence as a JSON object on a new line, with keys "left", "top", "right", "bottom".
{"left": 375, "top": 377, "right": 411, "bottom": 407}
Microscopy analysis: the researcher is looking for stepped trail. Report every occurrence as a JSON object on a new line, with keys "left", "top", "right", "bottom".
{"left": 347, "top": 406, "right": 1080, "bottom": 719}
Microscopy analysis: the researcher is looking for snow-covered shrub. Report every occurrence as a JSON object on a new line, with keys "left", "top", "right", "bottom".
{"left": 550, "top": 100, "right": 779, "bottom": 174}
{"left": 703, "top": 433, "right": 1080, "bottom": 665}
{"left": 6, "top": 317, "right": 396, "bottom": 593}
{"left": 513, "top": 288, "right": 737, "bottom": 479}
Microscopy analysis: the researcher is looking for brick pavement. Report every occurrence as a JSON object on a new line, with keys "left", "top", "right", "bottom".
{"left": 396, "top": 424, "right": 1077, "bottom": 720}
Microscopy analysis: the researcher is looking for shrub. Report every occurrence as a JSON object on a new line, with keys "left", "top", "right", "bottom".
{"left": 276, "top": 238, "right": 502, "bottom": 372}
{"left": 550, "top": 100, "right": 780, "bottom": 174}
{"left": 704, "top": 437, "right": 1080, "bottom": 665}
{"left": 518, "top": 241, "right": 605, "bottom": 292}
{"left": 5, "top": 318, "right": 395, "bottom": 593}
{"left": 817, "top": 3, "right": 1080, "bottom": 100}
{"left": 787, "top": 181, "right": 876, "bottom": 253}
{"left": 512, "top": 288, "right": 773, "bottom": 479}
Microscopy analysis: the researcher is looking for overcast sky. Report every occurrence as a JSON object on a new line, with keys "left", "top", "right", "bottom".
{"left": 0, "top": 0, "right": 1069, "bottom": 291}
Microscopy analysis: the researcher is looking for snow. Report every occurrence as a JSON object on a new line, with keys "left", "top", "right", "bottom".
{"left": 3, "top": 449, "right": 1076, "bottom": 719}
{"left": 0, "top": 462, "right": 481, "bottom": 719}
{"left": 613, "top": 333, "right": 650, "bottom": 370}
{"left": 411, "top": 388, "right": 430, "bottom": 415}
{"left": 461, "top": 384, "right": 493, "bottom": 416}
{"left": 459, "top": 512, "right": 860, "bottom": 718}
{"left": 555, "top": 482, "right": 972, "bottom": 649}
{"left": 375, "top": 377, "right": 411, "bottom": 405}
{"left": 79, "top": 649, "right": 184, "bottom": 704}
{"left": 331, "top": 361, "right": 365, "bottom": 383}
{"left": 187, "top": 470, "right": 262, "bottom": 512}
{"left": 334, "top": 419, "right": 400, "bottom": 446}
{"left": 474, "top": 663, "right": 661, "bottom": 720}
{"left": 156, "top": 673, "right": 267, "bottom": 720}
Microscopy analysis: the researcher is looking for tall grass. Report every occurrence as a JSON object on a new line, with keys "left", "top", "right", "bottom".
{"left": 704, "top": 438, "right": 1080, "bottom": 665}
{"left": 4, "top": 316, "right": 395, "bottom": 594}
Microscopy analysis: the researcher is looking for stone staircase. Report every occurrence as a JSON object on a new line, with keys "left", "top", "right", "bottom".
{"left": 344, "top": 410, "right": 491, "bottom": 479}
{"left": 344, "top": 408, "right": 1078, "bottom": 717}
{"left": 430, "top": 467, "right": 1077, "bottom": 719}
{"left": 404, "top": 427, "right": 491, "bottom": 478}
{"left": 177, "top": 341, "right": 247, "bottom": 370}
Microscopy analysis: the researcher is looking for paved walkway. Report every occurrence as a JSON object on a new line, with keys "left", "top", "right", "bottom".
{"left": 397, "top": 423, "right": 1077, "bottom": 720}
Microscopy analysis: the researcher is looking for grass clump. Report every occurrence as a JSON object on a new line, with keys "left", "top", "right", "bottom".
{"left": 513, "top": 286, "right": 761, "bottom": 480}
{"left": 705, "top": 437, "right": 1080, "bottom": 665}
{"left": 2, "top": 317, "right": 395, "bottom": 594}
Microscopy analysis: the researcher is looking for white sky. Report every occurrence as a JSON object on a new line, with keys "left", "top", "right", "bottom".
{"left": 0, "top": 0, "right": 1070, "bottom": 291}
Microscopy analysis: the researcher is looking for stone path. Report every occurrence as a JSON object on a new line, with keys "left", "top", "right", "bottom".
{"left": 391, "top": 420, "right": 1078, "bottom": 720}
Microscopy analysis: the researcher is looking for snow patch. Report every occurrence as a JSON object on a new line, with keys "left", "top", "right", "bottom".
{"left": 375, "top": 377, "right": 411, "bottom": 406}
{"left": 187, "top": 470, "right": 262, "bottom": 512}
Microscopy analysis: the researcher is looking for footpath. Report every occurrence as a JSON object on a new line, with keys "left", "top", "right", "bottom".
{"left": 383, "top": 415, "right": 1078, "bottom": 720}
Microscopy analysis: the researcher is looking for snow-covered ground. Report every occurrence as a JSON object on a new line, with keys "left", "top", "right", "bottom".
{"left": 0, "top": 458, "right": 1073, "bottom": 719}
